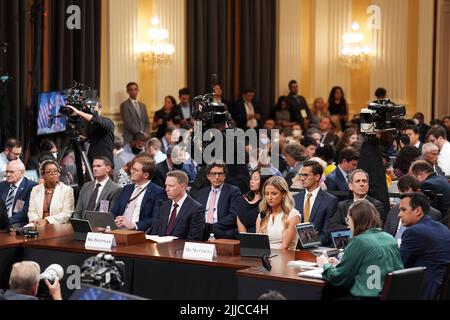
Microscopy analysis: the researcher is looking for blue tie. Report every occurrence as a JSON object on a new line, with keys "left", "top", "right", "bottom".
{"left": 5, "top": 185, "right": 17, "bottom": 212}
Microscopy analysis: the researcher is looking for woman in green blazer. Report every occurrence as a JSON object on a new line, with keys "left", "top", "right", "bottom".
{"left": 317, "top": 200, "right": 404, "bottom": 298}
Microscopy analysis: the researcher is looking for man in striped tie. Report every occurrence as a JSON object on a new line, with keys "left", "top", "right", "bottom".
{"left": 0, "top": 160, "right": 36, "bottom": 228}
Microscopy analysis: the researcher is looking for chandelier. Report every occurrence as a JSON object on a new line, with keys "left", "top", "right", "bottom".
{"left": 136, "top": 16, "right": 175, "bottom": 67}
{"left": 340, "top": 22, "right": 371, "bottom": 69}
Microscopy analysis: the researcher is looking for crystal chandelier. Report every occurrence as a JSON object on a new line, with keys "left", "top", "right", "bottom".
{"left": 340, "top": 22, "right": 371, "bottom": 69}
{"left": 136, "top": 16, "right": 175, "bottom": 67}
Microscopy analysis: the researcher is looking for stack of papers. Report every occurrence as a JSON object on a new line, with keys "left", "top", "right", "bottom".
{"left": 298, "top": 268, "right": 324, "bottom": 280}
{"left": 287, "top": 260, "right": 318, "bottom": 270}
{"left": 145, "top": 235, "right": 178, "bottom": 243}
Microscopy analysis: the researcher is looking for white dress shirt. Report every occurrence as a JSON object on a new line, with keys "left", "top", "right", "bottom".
{"left": 93, "top": 177, "right": 109, "bottom": 205}
{"left": 130, "top": 181, "right": 151, "bottom": 226}
{"left": 438, "top": 141, "right": 450, "bottom": 175}
{"left": 168, "top": 192, "right": 188, "bottom": 223}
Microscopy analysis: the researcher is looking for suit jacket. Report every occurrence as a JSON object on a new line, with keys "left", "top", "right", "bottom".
{"left": 73, "top": 179, "right": 122, "bottom": 219}
{"left": 230, "top": 99, "right": 262, "bottom": 130}
{"left": 293, "top": 190, "right": 338, "bottom": 244}
{"left": 174, "top": 104, "right": 193, "bottom": 120}
{"left": 325, "top": 167, "right": 349, "bottom": 199}
{"left": 120, "top": 99, "right": 151, "bottom": 144}
{"left": 420, "top": 174, "right": 450, "bottom": 224}
{"left": 0, "top": 178, "right": 37, "bottom": 227}
{"left": 153, "top": 160, "right": 197, "bottom": 189}
{"left": 0, "top": 199, "right": 9, "bottom": 230}
{"left": 190, "top": 183, "right": 241, "bottom": 239}
{"left": 287, "top": 93, "right": 311, "bottom": 126}
{"left": 400, "top": 215, "right": 450, "bottom": 299}
{"left": 28, "top": 183, "right": 74, "bottom": 225}
{"left": 1, "top": 290, "right": 38, "bottom": 300}
{"left": 383, "top": 205, "right": 443, "bottom": 236}
{"left": 329, "top": 196, "right": 385, "bottom": 232}
{"left": 111, "top": 182, "right": 167, "bottom": 231}
{"left": 150, "top": 195, "right": 205, "bottom": 240}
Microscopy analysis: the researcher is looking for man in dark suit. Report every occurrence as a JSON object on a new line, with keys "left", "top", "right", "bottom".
{"left": 120, "top": 82, "right": 151, "bottom": 145}
{"left": 283, "top": 143, "right": 306, "bottom": 187}
{"left": 411, "top": 160, "right": 450, "bottom": 224}
{"left": 153, "top": 145, "right": 196, "bottom": 188}
{"left": 325, "top": 147, "right": 359, "bottom": 200}
{"left": 384, "top": 176, "right": 442, "bottom": 238}
{"left": 230, "top": 88, "right": 262, "bottom": 130}
{"left": 150, "top": 171, "right": 204, "bottom": 240}
{"left": 399, "top": 193, "right": 450, "bottom": 300}
{"left": 73, "top": 157, "right": 122, "bottom": 219}
{"left": 413, "top": 112, "right": 431, "bottom": 143}
{"left": 190, "top": 163, "right": 241, "bottom": 240}
{"left": 329, "top": 169, "right": 385, "bottom": 231}
{"left": 174, "top": 88, "right": 193, "bottom": 123}
{"left": 0, "top": 160, "right": 36, "bottom": 228}
{"left": 406, "top": 125, "right": 424, "bottom": 153}
{"left": 293, "top": 161, "right": 338, "bottom": 244}
{"left": 287, "top": 80, "right": 312, "bottom": 130}
{"left": 111, "top": 157, "right": 166, "bottom": 231}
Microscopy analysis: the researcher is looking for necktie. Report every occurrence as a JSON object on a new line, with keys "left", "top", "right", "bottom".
{"left": 87, "top": 183, "right": 101, "bottom": 211}
{"left": 304, "top": 192, "right": 312, "bottom": 222}
{"left": 123, "top": 186, "right": 142, "bottom": 221}
{"left": 5, "top": 184, "right": 17, "bottom": 212}
{"left": 166, "top": 203, "right": 178, "bottom": 235}
{"left": 207, "top": 189, "right": 217, "bottom": 224}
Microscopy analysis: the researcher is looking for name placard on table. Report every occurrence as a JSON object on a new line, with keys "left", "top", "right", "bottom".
{"left": 85, "top": 232, "right": 116, "bottom": 250}
{"left": 183, "top": 242, "right": 217, "bottom": 261}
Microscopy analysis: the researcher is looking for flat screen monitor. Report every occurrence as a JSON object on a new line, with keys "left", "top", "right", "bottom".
{"left": 296, "top": 223, "right": 322, "bottom": 249}
{"left": 37, "top": 91, "right": 67, "bottom": 136}
{"left": 330, "top": 228, "right": 353, "bottom": 250}
{"left": 69, "top": 284, "right": 146, "bottom": 300}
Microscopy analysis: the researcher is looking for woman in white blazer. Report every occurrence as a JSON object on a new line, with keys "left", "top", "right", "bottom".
{"left": 28, "top": 160, "right": 74, "bottom": 226}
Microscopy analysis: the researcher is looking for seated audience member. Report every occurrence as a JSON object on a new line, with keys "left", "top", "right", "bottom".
{"left": 0, "top": 160, "right": 36, "bottom": 228}
{"left": 318, "top": 116, "right": 340, "bottom": 147}
{"left": 236, "top": 168, "right": 271, "bottom": 233}
{"left": 256, "top": 176, "right": 301, "bottom": 249}
{"left": 384, "top": 176, "right": 442, "bottom": 238}
{"left": 0, "top": 199, "right": 9, "bottom": 230}
{"left": 0, "top": 261, "right": 61, "bottom": 300}
{"left": 153, "top": 145, "right": 196, "bottom": 188}
{"left": 283, "top": 143, "right": 306, "bottom": 187}
{"left": 26, "top": 139, "right": 58, "bottom": 171}
{"left": 399, "top": 193, "right": 450, "bottom": 300}
{"left": 28, "top": 160, "right": 74, "bottom": 226}
{"left": 317, "top": 200, "right": 404, "bottom": 299}
{"left": 310, "top": 97, "right": 329, "bottom": 126}
{"left": 190, "top": 163, "right": 241, "bottom": 240}
{"left": 301, "top": 136, "right": 318, "bottom": 159}
{"left": 405, "top": 125, "right": 423, "bottom": 153}
{"left": 111, "top": 157, "right": 166, "bottom": 231}
{"left": 0, "top": 138, "right": 23, "bottom": 173}
{"left": 325, "top": 147, "right": 359, "bottom": 200}
{"left": 315, "top": 145, "right": 337, "bottom": 176}
{"left": 150, "top": 171, "right": 204, "bottom": 240}
{"left": 393, "top": 145, "right": 421, "bottom": 179}
{"left": 422, "top": 143, "right": 445, "bottom": 176}
{"left": 115, "top": 152, "right": 152, "bottom": 187}
{"left": 329, "top": 170, "right": 385, "bottom": 231}
{"left": 294, "top": 161, "right": 338, "bottom": 244}
{"left": 145, "top": 138, "right": 167, "bottom": 164}
{"left": 114, "top": 132, "right": 147, "bottom": 172}
{"left": 73, "top": 157, "right": 122, "bottom": 219}
{"left": 333, "top": 128, "right": 358, "bottom": 163}
{"left": 410, "top": 160, "right": 450, "bottom": 224}
{"left": 426, "top": 125, "right": 450, "bottom": 175}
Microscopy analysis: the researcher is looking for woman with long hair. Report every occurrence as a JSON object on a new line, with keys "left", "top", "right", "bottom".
{"left": 256, "top": 176, "right": 301, "bottom": 249}
{"left": 328, "top": 86, "right": 349, "bottom": 131}
{"left": 153, "top": 95, "right": 177, "bottom": 139}
{"left": 334, "top": 128, "right": 358, "bottom": 163}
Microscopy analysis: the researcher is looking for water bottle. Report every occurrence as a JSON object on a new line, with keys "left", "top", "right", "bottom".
{"left": 105, "top": 226, "right": 112, "bottom": 233}
{"left": 208, "top": 233, "right": 216, "bottom": 242}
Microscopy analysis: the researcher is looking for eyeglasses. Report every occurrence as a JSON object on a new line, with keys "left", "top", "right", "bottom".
{"left": 44, "top": 170, "right": 59, "bottom": 175}
{"left": 208, "top": 172, "right": 225, "bottom": 177}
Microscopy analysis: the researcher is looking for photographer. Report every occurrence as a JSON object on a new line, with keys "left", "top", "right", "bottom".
{"left": 67, "top": 99, "right": 115, "bottom": 166}
{"left": 1, "top": 261, "right": 61, "bottom": 300}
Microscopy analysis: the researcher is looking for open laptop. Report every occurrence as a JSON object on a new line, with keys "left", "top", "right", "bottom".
{"left": 330, "top": 228, "right": 352, "bottom": 250}
{"left": 70, "top": 218, "right": 93, "bottom": 241}
{"left": 296, "top": 223, "right": 322, "bottom": 249}
{"left": 84, "top": 211, "right": 118, "bottom": 230}
{"left": 238, "top": 233, "right": 271, "bottom": 257}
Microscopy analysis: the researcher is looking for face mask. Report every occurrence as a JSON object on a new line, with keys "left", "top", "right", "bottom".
{"left": 292, "top": 130, "right": 302, "bottom": 138}
{"left": 131, "top": 147, "right": 143, "bottom": 155}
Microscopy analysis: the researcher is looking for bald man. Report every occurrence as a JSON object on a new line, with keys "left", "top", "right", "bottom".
{"left": 0, "top": 160, "right": 37, "bottom": 228}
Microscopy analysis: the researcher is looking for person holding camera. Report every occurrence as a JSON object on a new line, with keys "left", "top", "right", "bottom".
{"left": 67, "top": 99, "right": 115, "bottom": 166}
{"left": 0, "top": 261, "right": 61, "bottom": 300}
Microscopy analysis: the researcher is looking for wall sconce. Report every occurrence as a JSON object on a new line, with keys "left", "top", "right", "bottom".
{"left": 340, "top": 22, "right": 371, "bottom": 69}
{"left": 136, "top": 16, "right": 175, "bottom": 67}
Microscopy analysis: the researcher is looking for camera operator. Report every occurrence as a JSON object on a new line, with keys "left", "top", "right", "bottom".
{"left": 67, "top": 99, "right": 115, "bottom": 166}
{"left": 0, "top": 261, "right": 61, "bottom": 300}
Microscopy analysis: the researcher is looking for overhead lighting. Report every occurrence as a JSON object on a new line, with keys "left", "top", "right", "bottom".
{"left": 340, "top": 22, "right": 371, "bottom": 69}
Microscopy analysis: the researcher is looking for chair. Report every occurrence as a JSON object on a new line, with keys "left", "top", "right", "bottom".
{"left": 380, "top": 267, "right": 426, "bottom": 300}
{"left": 438, "top": 263, "right": 450, "bottom": 300}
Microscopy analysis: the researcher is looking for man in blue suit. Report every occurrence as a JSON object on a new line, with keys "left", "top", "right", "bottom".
{"left": 111, "top": 157, "right": 166, "bottom": 231}
{"left": 150, "top": 171, "right": 204, "bottom": 240}
{"left": 153, "top": 145, "right": 196, "bottom": 188}
{"left": 325, "top": 147, "right": 359, "bottom": 200}
{"left": 293, "top": 161, "right": 338, "bottom": 244}
{"left": 399, "top": 193, "right": 450, "bottom": 300}
{"left": 191, "top": 163, "right": 241, "bottom": 240}
{"left": 0, "top": 160, "right": 36, "bottom": 228}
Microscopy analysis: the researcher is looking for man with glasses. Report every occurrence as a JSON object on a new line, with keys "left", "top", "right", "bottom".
{"left": 0, "top": 138, "right": 23, "bottom": 173}
{"left": 293, "top": 161, "right": 338, "bottom": 244}
{"left": 422, "top": 143, "right": 445, "bottom": 176}
{"left": 190, "top": 163, "right": 241, "bottom": 240}
{"left": 329, "top": 169, "right": 385, "bottom": 231}
{"left": 426, "top": 126, "right": 450, "bottom": 175}
{"left": 0, "top": 160, "right": 36, "bottom": 228}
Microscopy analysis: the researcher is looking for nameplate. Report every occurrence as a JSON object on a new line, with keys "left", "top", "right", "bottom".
{"left": 183, "top": 242, "right": 216, "bottom": 261}
{"left": 85, "top": 233, "right": 116, "bottom": 250}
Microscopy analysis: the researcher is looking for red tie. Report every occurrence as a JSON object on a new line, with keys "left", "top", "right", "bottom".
{"left": 166, "top": 203, "right": 178, "bottom": 235}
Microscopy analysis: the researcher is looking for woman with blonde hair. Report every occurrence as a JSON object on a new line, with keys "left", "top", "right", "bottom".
{"left": 256, "top": 176, "right": 301, "bottom": 249}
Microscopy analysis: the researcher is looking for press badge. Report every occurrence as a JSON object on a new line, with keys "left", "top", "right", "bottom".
{"left": 300, "top": 109, "right": 308, "bottom": 118}
{"left": 13, "top": 200, "right": 25, "bottom": 213}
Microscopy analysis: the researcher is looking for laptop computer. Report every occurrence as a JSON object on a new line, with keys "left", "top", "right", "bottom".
{"left": 238, "top": 233, "right": 271, "bottom": 257}
{"left": 330, "top": 228, "right": 352, "bottom": 250}
{"left": 84, "top": 211, "right": 118, "bottom": 230}
{"left": 70, "top": 218, "right": 93, "bottom": 241}
{"left": 296, "top": 223, "right": 322, "bottom": 249}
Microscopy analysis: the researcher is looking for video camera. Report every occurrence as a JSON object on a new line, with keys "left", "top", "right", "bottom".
{"left": 360, "top": 99, "right": 406, "bottom": 135}
{"left": 59, "top": 81, "right": 98, "bottom": 117}
{"left": 80, "top": 253, "right": 125, "bottom": 291}
{"left": 192, "top": 93, "right": 230, "bottom": 131}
